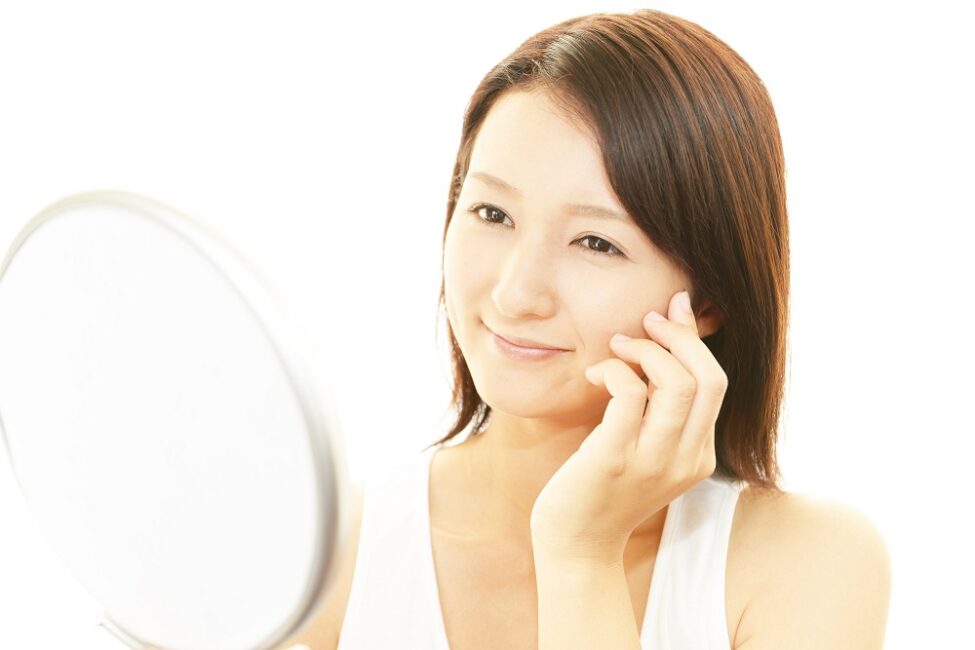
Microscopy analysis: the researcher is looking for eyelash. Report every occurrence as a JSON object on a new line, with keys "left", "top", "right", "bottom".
{"left": 467, "top": 203, "right": 626, "bottom": 259}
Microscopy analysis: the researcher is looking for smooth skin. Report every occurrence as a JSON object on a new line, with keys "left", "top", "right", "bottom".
{"left": 530, "top": 289, "right": 729, "bottom": 648}
{"left": 530, "top": 290, "right": 892, "bottom": 649}
{"left": 270, "top": 87, "right": 892, "bottom": 648}
{"left": 264, "top": 286, "right": 892, "bottom": 649}
{"left": 530, "top": 289, "right": 726, "bottom": 564}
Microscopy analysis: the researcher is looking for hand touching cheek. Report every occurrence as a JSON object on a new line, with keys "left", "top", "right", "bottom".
{"left": 530, "top": 289, "right": 729, "bottom": 564}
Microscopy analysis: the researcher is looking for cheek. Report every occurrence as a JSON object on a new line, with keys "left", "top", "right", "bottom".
{"left": 443, "top": 219, "right": 490, "bottom": 298}
{"left": 576, "top": 290, "right": 653, "bottom": 377}
{"left": 442, "top": 219, "right": 465, "bottom": 295}
{"left": 443, "top": 219, "right": 483, "bottom": 329}
{"left": 576, "top": 283, "right": 646, "bottom": 337}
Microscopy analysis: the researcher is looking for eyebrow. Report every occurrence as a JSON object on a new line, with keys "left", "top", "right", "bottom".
{"left": 468, "top": 171, "right": 630, "bottom": 223}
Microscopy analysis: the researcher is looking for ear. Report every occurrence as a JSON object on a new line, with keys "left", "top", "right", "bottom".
{"left": 693, "top": 298, "right": 724, "bottom": 339}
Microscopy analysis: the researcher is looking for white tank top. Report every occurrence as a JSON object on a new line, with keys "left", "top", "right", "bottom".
{"left": 337, "top": 444, "right": 744, "bottom": 649}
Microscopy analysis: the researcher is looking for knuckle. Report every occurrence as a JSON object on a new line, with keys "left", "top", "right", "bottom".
{"left": 712, "top": 369, "right": 729, "bottom": 391}
{"left": 622, "top": 382, "right": 648, "bottom": 400}
{"left": 606, "top": 359, "right": 651, "bottom": 396}
{"left": 605, "top": 454, "right": 630, "bottom": 478}
{"left": 673, "top": 380, "right": 697, "bottom": 403}
{"left": 707, "top": 377, "right": 728, "bottom": 398}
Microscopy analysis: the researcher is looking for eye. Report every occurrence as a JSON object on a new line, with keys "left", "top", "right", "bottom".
{"left": 576, "top": 235, "right": 624, "bottom": 257}
{"left": 471, "top": 203, "right": 511, "bottom": 227}
{"left": 467, "top": 203, "right": 626, "bottom": 259}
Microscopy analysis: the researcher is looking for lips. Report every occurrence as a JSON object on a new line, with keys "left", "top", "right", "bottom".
{"left": 486, "top": 325, "right": 567, "bottom": 351}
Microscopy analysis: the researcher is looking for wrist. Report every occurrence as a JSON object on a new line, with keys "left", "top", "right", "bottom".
{"left": 531, "top": 529, "right": 627, "bottom": 570}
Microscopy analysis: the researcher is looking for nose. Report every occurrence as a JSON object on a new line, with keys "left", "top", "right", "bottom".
{"left": 489, "top": 234, "right": 559, "bottom": 319}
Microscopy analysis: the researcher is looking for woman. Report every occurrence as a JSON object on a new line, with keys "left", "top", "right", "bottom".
{"left": 283, "top": 8, "right": 891, "bottom": 649}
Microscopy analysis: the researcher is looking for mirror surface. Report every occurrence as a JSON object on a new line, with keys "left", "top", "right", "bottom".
{"left": 0, "top": 191, "right": 346, "bottom": 649}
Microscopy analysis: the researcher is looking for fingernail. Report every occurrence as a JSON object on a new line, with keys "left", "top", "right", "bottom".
{"left": 645, "top": 311, "right": 666, "bottom": 322}
{"left": 611, "top": 332, "right": 631, "bottom": 343}
{"left": 678, "top": 291, "right": 692, "bottom": 312}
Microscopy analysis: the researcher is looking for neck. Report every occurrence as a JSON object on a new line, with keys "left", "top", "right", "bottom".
{"left": 453, "top": 412, "right": 667, "bottom": 543}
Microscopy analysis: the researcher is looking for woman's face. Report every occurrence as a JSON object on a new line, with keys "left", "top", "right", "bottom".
{"left": 443, "top": 88, "right": 697, "bottom": 421}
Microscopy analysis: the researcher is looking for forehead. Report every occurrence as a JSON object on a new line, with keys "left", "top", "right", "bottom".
{"left": 467, "top": 90, "right": 618, "bottom": 203}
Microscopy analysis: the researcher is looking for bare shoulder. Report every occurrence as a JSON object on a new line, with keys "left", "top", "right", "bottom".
{"left": 728, "top": 484, "right": 891, "bottom": 649}
{"left": 272, "top": 482, "right": 365, "bottom": 650}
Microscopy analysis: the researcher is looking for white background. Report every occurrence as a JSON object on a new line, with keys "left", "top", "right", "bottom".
{"left": 1, "top": 0, "right": 971, "bottom": 647}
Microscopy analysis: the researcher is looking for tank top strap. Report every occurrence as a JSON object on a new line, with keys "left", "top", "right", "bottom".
{"left": 641, "top": 475, "right": 744, "bottom": 648}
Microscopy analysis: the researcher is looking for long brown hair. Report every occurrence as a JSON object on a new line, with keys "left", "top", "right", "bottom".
{"left": 426, "top": 9, "right": 789, "bottom": 491}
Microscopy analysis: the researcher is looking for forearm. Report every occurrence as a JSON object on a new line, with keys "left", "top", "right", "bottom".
{"left": 532, "top": 543, "right": 642, "bottom": 650}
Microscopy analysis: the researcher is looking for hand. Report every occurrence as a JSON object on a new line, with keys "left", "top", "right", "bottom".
{"left": 529, "top": 290, "right": 729, "bottom": 565}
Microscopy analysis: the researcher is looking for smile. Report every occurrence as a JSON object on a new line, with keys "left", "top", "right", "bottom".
{"left": 486, "top": 325, "right": 569, "bottom": 361}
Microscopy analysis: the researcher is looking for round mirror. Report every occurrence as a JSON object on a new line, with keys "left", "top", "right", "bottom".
{"left": 0, "top": 191, "right": 349, "bottom": 649}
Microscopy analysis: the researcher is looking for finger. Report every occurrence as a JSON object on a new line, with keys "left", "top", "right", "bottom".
{"left": 694, "top": 422, "right": 719, "bottom": 477}
{"left": 606, "top": 335, "right": 691, "bottom": 464}
{"left": 667, "top": 290, "right": 699, "bottom": 334}
{"left": 673, "top": 376, "right": 725, "bottom": 472}
{"left": 642, "top": 292, "right": 728, "bottom": 469}
{"left": 644, "top": 292, "right": 726, "bottom": 388}
{"left": 608, "top": 323, "right": 722, "bottom": 469}
{"left": 584, "top": 358, "right": 647, "bottom": 457}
